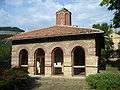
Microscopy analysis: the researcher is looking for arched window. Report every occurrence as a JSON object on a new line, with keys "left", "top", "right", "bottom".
{"left": 34, "top": 48, "right": 45, "bottom": 75}
{"left": 52, "top": 47, "right": 63, "bottom": 75}
{"left": 19, "top": 49, "right": 28, "bottom": 66}
{"left": 72, "top": 46, "right": 85, "bottom": 76}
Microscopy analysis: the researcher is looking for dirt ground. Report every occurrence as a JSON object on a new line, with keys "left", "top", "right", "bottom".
{"left": 31, "top": 76, "right": 91, "bottom": 90}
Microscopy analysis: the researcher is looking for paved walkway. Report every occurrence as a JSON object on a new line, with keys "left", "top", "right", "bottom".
{"left": 31, "top": 76, "right": 90, "bottom": 90}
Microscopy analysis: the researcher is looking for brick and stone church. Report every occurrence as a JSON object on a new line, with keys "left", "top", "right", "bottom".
{"left": 9, "top": 8, "right": 104, "bottom": 77}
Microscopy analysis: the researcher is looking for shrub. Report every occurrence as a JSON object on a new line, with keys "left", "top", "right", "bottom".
{"left": 0, "top": 67, "right": 34, "bottom": 90}
{"left": 0, "top": 68, "right": 5, "bottom": 76}
{"left": 86, "top": 72, "right": 120, "bottom": 90}
{"left": 0, "top": 80, "right": 12, "bottom": 90}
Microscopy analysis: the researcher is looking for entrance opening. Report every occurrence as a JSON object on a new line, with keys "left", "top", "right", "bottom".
{"left": 72, "top": 46, "right": 85, "bottom": 76}
{"left": 52, "top": 47, "right": 63, "bottom": 75}
{"left": 34, "top": 48, "right": 45, "bottom": 75}
{"left": 19, "top": 49, "right": 28, "bottom": 70}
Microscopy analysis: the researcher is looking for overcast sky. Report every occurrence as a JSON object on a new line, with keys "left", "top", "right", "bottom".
{"left": 0, "top": 0, "right": 113, "bottom": 31}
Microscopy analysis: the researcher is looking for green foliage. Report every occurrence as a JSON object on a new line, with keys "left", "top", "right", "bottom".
{"left": 92, "top": 23, "right": 113, "bottom": 59}
{"left": 106, "top": 65, "right": 120, "bottom": 73}
{"left": 92, "top": 23, "right": 112, "bottom": 33}
{"left": 0, "top": 80, "right": 11, "bottom": 90}
{"left": 3, "top": 67, "right": 29, "bottom": 80}
{"left": 92, "top": 23, "right": 114, "bottom": 69}
{"left": 86, "top": 72, "right": 120, "bottom": 90}
{"left": 0, "top": 27, "right": 24, "bottom": 32}
{"left": 0, "top": 40, "right": 12, "bottom": 62}
{"left": 0, "top": 68, "right": 5, "bottom": 76}
{"left": 100, "top": 0, "right": 120, "bottom": 28}
{"left": 117, "top": 30, "right": 120, "bottom": 35}
{"left": 0, "top": 67, "right": 34, "bottom": 90}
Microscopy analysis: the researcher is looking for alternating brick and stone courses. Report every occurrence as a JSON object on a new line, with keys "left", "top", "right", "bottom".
{"left": 10, "top": 8, "right": 104, "bottom": 77}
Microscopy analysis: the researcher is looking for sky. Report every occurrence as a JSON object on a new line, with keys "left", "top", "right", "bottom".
{"left": 0, "top": 0, "right": 114, "bottom": 31}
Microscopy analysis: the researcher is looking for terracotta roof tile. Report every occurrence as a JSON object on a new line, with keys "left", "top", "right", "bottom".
{"left": 9, "top": 25, "right": 103, "bottom": 40}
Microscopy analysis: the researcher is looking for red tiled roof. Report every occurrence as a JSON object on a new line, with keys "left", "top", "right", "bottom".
{"left": 9, "top": 25, "right": 103, "bottom": 40}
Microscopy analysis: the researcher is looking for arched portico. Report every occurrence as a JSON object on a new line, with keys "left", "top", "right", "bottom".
{"left": 51, "top": 47, "right": 64, "bottom": 75}
{"left": 34, "top": 48, "right": 45, "bottom": 75}
{"left": 72, "top": 46, "right": 85, "bottom": 76}
{"left": 19, "top": 49, "right": 28, "bottom": 70}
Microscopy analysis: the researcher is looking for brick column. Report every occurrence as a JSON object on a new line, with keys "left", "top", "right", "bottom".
{"left": 85, "top": 40, "right": 98, "bottom": 76}
{"left": 86, "top": 56, "right": 98, "bottom": 76}
{"left": 63, "top": 52, "right": 72, "bottom": 77}
{"left": 11, "top": 49, "right": 19, "bottom": 67}
{"left": 45, "top": 52, "right": 52, "bottom": 76}
{"left": 28, "top": 52, "right": 35, "bottom": 75}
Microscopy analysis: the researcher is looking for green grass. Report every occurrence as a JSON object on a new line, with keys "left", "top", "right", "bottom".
{"left": 99, "top": 66, "right": 120, "bottom": 73}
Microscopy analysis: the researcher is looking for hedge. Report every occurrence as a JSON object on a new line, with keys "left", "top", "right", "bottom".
{"left": 86, "top": 72, "right": 120, "bottom": 90}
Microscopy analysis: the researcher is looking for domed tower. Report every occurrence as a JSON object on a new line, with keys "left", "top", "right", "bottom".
{"left": 56, "top": 8, "right": 72, "bottom": 26}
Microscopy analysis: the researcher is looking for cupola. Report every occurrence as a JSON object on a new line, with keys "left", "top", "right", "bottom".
{"left": 56, "top": 8, "right": 71, "bottom": 26}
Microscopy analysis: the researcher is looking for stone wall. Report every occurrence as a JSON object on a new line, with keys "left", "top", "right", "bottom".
{"left": 111, "top": 33, "right": 120, "bottom": 50}
{"left": 11, "top": 39, "right": 98, "bottom": 77}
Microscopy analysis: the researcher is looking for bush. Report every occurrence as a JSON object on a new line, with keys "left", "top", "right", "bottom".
{"left": 0, "top": 67, "right": 34, "bottom": 90}
{"left": 86, "top": 72, "right": 120, "bottom": 90}
{"left": 0, "top": 68, "right": 5, "bottom": 76}
{"left": 0, "top": 40, "right": 12, "bottom": 62}
{"left": 0, "top": 80, "right": 11, "bottom": 90}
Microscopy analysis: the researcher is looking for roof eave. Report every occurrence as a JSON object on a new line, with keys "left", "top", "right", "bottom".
{"left": 11, "top": 31, "right": 104, "bottom": 41}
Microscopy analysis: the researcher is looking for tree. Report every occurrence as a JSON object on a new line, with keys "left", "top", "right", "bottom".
{"left": 0, "top": 27, "right": 24, "bottom": 68}
{"left": 0, "top": 27, "right": 24, "bottom": 32}
{"left": 117, "top": 30, "right": 120, "bottom": 35}
{"left": 92, "top": 23, "right": 113, "bottom": 69}
{"left": 0, "top": 40, "right": 12, "bottom": 62}
{"left": 100, "top": 0, "right": 120, "bottom": 28}
{"left": 93, "top": 23, "right": 113, "bottom": 51}
{"left": 0, "top": 27, "right": 25, "bottom": 39}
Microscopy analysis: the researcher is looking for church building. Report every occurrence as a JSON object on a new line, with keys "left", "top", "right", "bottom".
{"left": 9, "top": 8, "right": 104, "bottom": 77}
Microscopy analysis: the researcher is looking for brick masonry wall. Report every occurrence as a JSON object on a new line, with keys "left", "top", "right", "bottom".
{"left": 56, "top": 11, "right": 71, "bottom": 26}
{"left": 11, "top": 39, "right": 98, "bottom": 77}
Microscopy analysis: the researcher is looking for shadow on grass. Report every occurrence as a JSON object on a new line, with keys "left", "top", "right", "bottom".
{"left": 0, "top": 67, "right": 41, "bottom": 90}
{"left": 0, "top": 76, "right": 42, "bottom": 90}
{"left": 18, "top": 77, "right": 41, "bottom": 90}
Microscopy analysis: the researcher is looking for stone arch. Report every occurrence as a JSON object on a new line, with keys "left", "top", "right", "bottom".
{"left": 31, "top": 45, "right": 47, "bottom": 54}
{"left": 19, "top": 49, "right": 28, "bottom": 70}
{"left": 71, "top": 46, "right": 85, "bottom": 76}
{"left": 17, "top": 46, "right": 29, "bottom": 54}
{"left": 34, "top": 48, "right": 45, "bottom": 75}
{"left": 50, "top": 43, "right": 66, "bottom": 52}
{"left": 69, "top": 42, "right": 88, "bottom": 56}
{"left": 51, "top": 47, "right": 64, "bottom": 75}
